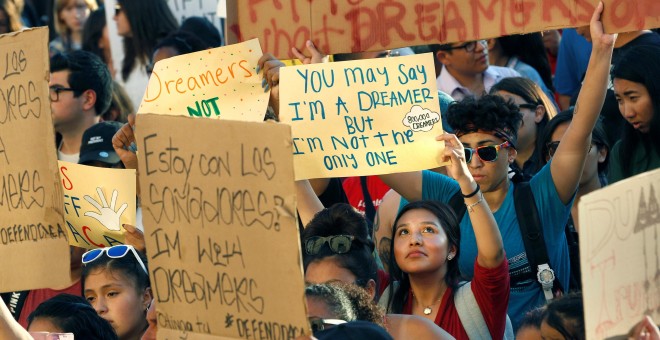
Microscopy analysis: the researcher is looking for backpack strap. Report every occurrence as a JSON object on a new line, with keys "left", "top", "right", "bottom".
{"left": 454, "top": 282, "right": 515, "bottom": 340}
{"left": 447, "top": 189, "right": 467, "bottom": 221}
{"left": 513, "top": 182, "right": 564, "bottom": 300}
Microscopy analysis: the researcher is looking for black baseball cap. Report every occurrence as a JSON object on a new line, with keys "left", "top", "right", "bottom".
{"left": 79, "top": 121, "right": 123, "bottom": 166}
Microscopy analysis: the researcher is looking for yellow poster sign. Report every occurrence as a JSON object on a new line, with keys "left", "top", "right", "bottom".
{"left": 139, "top": 39, "right": 268, "bottom": 122}
{"left": 279, "top": 53, "right": 445, "bottom": 180}
{"left": 58, "top": 161, "right": 136, "bottom": 249}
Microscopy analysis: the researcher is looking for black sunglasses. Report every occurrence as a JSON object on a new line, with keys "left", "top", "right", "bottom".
{"left": 304, "top": 235, "right": 355, "bottom": 255}
{"left": 546, "top": 141, "right": 593, "bottom": 158}
{"left": 465, "top": 141, "right": 511, "bottom": 163}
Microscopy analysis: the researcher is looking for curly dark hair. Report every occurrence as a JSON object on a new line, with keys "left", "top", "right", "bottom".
{"left": 330, "top": 282, "right": 385, "bottom": 327}
{"left": 542, "top": 293, "right": 585, "bottom": 340}
{"left": 446, "top": 95, "right": 523, "bottom": 147}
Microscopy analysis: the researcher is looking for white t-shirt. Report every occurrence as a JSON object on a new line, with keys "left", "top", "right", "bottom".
{"left": 58, "top": 150, "right": 79, "bottom": 163}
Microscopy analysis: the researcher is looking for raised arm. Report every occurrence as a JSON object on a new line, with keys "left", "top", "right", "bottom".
{"left": 551, "top": 1, "right": 615, "bottom": 204}
{"left": 295, "top": 179, "right": 325, "bottom": 227}
{"left": 379, "top": 171, "right": 424, "bottom": 202}
{"left": 0, "top": 299, "right": 31, "bottom": 340}
{"left": 438, "top": 134, "right": 504, "bottom": 268}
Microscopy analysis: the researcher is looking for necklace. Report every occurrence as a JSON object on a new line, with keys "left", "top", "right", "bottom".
{"left": 412, "top": 292, "right": 442, "bottom": 315}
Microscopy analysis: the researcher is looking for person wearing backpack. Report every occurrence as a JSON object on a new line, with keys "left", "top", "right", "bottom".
{"left": 383, "top": 130, "right": 510, "bottom": 339}
{"left": 379, "top": 3, "right": 615, "bottom": 329}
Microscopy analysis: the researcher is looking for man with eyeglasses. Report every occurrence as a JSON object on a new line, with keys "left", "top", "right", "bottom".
{"left": 49, "top": 50, "right": 112, "bottom": 163}
{"left": 430, "top": 40, "right": 519, "bottom": 101}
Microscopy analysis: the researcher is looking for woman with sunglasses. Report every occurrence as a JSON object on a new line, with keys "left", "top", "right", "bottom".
{"left": 380, "top": 3, "right": 614, "bottom": 329}
{"left": 608, "top": 45, "right": 660, "bottom": 183}
{"left": 490, "top": 77, "right": 558, "bottom": 180}
{"left": 113, "top": 0, "right": 178, "bottom": 106}
{"left": 82, "top": 245, "right": 152, "bottom": 340}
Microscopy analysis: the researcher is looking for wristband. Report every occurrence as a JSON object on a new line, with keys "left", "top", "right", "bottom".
{"left": 462, "top": 183, "right": 480, "bottom": 198}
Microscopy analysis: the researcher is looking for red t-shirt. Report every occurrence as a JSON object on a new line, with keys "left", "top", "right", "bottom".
{"left": 342, "top": 176, "right": 390, "bottom": 215}
{"left": 18, "top": 280, "right": 82, "bottom": 328}
{"left": 403, "top": 259, "right": 509, "bottom": 340}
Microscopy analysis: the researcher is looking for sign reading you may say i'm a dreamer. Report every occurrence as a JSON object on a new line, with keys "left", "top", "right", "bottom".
{"left": 280, "top": 53, "right": 446, "bottom": 180}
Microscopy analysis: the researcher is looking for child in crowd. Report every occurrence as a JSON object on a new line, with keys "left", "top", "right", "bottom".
{"left": 82, "top": 245, "right": 152, "bottom": 340}
{"left": 50, "top": 0, "right": 97, "bottom": 55}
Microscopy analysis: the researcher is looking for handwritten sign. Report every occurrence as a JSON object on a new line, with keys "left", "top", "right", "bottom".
{"left": 58, "top": 161, "right": 136, "bottom": 249}
{"left": 136, "top": 114, "right": 308, "bottom": 339}
{"left": 0, "top": 28, "right": 71, "bottom": 292}
{"left": 279, "top": 53, "right": 444, "bottom": 180}
{"left": 227, "top": 0, "right": 660, "bottom": 59}
{"left": 138, "top": 39, "right": 268, "bottom": 122}
{"left": 579, "top": 168, "right": 660, "bottom": 340}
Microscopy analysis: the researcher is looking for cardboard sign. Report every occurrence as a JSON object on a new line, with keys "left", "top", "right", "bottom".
{"left": 279, "top": 53, "right": 444, "bottom": 180}
{"left": 136, "top": 114, "right": 308, "bottom": 339}
{"left": 579, "top": 168, "right": 660, "bottom": 340}
{"left": 0, "top": 28, "right": 71, "bottom": 292}
{"left": 138, "top": 39, "right": 268, "bottom": 122}
{"left": 227, "top": 0, "right": 660, "bottom": 59}
{"left": 58, "top": 161, "right": 136, "bottom": 249}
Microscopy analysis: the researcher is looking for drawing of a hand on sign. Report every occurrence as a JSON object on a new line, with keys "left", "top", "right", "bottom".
{"left": 84, "top": 188, "right": 128, "bottom": 231}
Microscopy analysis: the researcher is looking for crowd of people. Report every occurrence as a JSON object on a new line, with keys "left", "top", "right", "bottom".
{"left": 1, "top": 0, "right": 660, "bottom": 339}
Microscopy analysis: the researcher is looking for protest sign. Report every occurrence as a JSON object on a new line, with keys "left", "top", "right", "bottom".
{"left": 0, "top": 28, "right": 71, "bottom": 292}
{"left": 136, "top": 114, "right": 308, "bottom": 339}
{"left": 58, "top": 161, "right": 136, "bottom": 249}
{"left": 279, "top": 53, "right": 445, "bottom": 180}
{"left": 139, "top": 39, "right": 268, "bottom": 122}
{"left": 227, "top": 0, "right": 660, "bottom": 59}
{"left": 579, "top": 168, "right": 660, "bottom": 340}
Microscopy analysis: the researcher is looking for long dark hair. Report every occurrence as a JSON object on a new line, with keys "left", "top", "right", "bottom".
{"left": 497, "top": 33, "right": 554, "bottom": 92}
{"left": 117, "top": 0, "right": 178, "bottom": 81}
{"left": 386, "top": 200, "right": 462, "bottom": 313}
{"left": 610, "top": 45, "right": 660, "bottom": 178}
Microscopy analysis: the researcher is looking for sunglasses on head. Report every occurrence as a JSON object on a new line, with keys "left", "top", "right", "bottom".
{"left": 465, "top": 141, "right": 511, "bottom": 163}
{"left": 82, "top": 245, "right": 147, "bottom": 274}
{"left": 308, "top": 317, "right": 346, "bottom": 334}
{"left": 304, "top": 235, "right": 355, "bottom": 255}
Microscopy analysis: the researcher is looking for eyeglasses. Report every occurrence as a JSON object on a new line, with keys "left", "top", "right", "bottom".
{"left": 546, "top": 141, "right": 593, "bottom": 158}
{"left": 114, "top": 4, "right": 122, "bottom": 16}
{"left": 304, "top": 235, "right": 355, "bottom": 255}
{"left": 308, "top": 317, "right": 346, "bottom": 333}
{"left": 49, "top": 86, "right": 77, "bottom": 102}
{"left": 465, "top": 141, "right": 511, "bottom": 163}
{"left": 445, "top": 40, "right": 487, "bottom": 53}
{"left": 82, "top": 245, "right": 148, "bottom": 274}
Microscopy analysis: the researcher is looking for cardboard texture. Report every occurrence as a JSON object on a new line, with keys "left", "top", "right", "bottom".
{"left": 579, "top": 168, "right": 660, "bottom": 340}
{"left": 279, "top": 53, "right": 445, "bottom": 180}
{"left": 58, "top": 161, "right": 136, "bottom": 249}
{"left": 227, "top": 0, "right": 660, "bottom": 59}
{"left": 0, "top": 28, "right": 71, "bottom": 293}
{"left": 139, "top": 39, "right": 268, "bottom": 122}
{"left": 136, "top": 114, "right": 308, "bottom": 339}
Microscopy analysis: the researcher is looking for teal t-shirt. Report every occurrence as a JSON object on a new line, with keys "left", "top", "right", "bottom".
{"left": 411, "top": 162, "right": 571, "bottom": 330}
